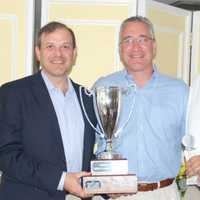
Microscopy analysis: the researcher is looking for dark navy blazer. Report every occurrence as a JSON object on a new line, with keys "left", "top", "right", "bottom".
{"left": 0, "top": 72, "right": 96, "bottom": 200}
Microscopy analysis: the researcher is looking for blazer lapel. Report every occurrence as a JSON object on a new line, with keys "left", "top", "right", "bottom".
{"left": 30, "top": 72, "right": 66, "bottom": 162}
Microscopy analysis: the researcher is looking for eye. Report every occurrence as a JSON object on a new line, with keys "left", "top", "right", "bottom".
{"left": 120, "top": 37, "right": 133, "bottom": 45}
{"left": 125, "top": 38, "right": 133, "bottom": 44}
{"left": 138, "top": 37, "right": 147, "bottom": 44}
{"left": 46, "top": 44, "right": 54, "bottom": 49}
{"left": 62, "top": 43, "right": 73, "bottom": 50}
{"left": 138, "top": 36, "right": 152, "bottom": 44}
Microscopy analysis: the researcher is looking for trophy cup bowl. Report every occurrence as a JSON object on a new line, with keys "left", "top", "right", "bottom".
{"left": 94, "top": 86, "right": 122, "bottom": 159}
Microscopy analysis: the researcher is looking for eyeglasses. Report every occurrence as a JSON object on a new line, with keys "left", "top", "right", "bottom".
{"left": 119, "top": 35, "right": 154, "bottom": 46}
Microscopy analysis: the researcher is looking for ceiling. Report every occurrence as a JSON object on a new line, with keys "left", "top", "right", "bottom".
{"left": 154, "top": 0, "right": 200, "bottom": 10}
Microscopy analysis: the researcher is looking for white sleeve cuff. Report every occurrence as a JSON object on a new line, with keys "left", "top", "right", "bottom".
{"left": 57, "top": 171, "right": 66, "bottom": 191}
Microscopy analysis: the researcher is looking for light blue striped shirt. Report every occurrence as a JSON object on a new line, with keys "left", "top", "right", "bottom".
{"left": 94, "top": 68, "right": 189, "bottom": 182}
{"left": 41, "top": 71, "right": 84, "bottom": 190}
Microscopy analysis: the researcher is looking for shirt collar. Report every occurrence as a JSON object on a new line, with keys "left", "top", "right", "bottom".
{"left": 41, "top": 70, "right": 74, "bottom": 95}
{"left": 123, "top": 64, "right": 159, "bottom": 88}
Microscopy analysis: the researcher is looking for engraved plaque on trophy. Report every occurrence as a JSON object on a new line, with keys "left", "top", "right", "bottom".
{"left": 80, "top": 86, "right": 137, "bottom": 194}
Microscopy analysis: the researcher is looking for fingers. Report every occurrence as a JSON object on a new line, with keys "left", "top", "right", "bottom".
{"left": 76, "top": 171, "right": 92, "bottom": 178}
{"left": 186, "top": 156, "right": 200, "bottom": 177}
{"left": 197, "top": 176, "right": 200, "bottom": 187}
{"left": 64, "top": 172, "right": 93, "bottom": 198}
{"left": 77, "top": 187, "right": 93, "bottom": 199}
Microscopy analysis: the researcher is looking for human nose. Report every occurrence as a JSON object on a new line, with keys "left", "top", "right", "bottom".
{"left": 54, "top": 47, "right": 62, "bottom": 56}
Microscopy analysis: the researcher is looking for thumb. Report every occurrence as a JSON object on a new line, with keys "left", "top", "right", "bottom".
{"left": 77, "top": 171, "right": 91, "bottom": 178}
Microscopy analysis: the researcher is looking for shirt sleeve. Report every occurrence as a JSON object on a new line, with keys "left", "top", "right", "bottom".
{"left": 57, "top": 171, "right": 66, "bottom": 191}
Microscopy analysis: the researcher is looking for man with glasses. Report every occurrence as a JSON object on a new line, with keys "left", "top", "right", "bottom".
{"left": 93, "top": 16, "right": 189, "bottom": 200}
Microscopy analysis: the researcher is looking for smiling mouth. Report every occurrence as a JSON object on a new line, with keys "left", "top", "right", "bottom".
{"left": 51, "top": 60, "right": 64, "bottom": 64}
{"left": 129, "top": 54, "right": 144, "bottom": 59}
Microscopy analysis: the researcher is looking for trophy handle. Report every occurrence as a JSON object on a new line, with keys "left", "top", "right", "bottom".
{"left": 79, "top": 86, "right": 104, "bottom": 138}
{"left": 114, "top": 84, "right": 136, "bottom": 138}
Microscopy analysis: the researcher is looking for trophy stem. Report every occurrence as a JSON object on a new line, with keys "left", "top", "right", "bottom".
{"left": 105, "top": 139, "right": 112, "bottom": 153}
{"left": 97, "top": 139, "right": 122, "bottom": 160}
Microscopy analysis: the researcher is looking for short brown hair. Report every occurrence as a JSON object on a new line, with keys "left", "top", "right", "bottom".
{"left": 37, "top": 21, "right": 76, "bottom": 49}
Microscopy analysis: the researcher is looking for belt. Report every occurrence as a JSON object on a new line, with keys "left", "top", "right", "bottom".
{"left": 138, "top": 178, "right": 174, "bottom": 192}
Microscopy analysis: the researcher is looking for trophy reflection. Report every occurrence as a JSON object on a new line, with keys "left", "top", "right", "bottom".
{"left": 80, "top": 86, "right": 137, "bottom": 194}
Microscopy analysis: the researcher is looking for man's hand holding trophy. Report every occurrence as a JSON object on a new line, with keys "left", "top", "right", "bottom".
{"left": 79, "top": 86, "right": 137, "bottom": 194}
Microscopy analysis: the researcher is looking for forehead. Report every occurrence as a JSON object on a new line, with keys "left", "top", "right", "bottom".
{"left": 120, "top": 21, "right": 151, "bottom": 37}
{"left": 40, "top": 28, "right": 73, "bottom": 43}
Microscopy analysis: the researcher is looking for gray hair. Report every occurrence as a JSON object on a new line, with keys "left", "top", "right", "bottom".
{"left": 119, "top": 16, "right": 155, "bottom": 40}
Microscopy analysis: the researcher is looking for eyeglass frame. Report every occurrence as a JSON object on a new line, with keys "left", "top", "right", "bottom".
{"left": 119, "top": 35, "right": 154, "bottom": 46}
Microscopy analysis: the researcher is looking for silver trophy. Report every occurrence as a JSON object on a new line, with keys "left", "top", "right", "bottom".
{"left": 94, "top": 86, "right": 122, "bottom": 160}
{"left": 79, "top": 85, "right": 137, "bottom": 194}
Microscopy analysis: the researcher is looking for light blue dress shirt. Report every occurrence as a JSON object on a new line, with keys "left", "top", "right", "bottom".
{"left": 94, "top": 68, "right": 189, "bottom": 182}
{"left": 41, "top": 71, "right": 84, "bottom": 190}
